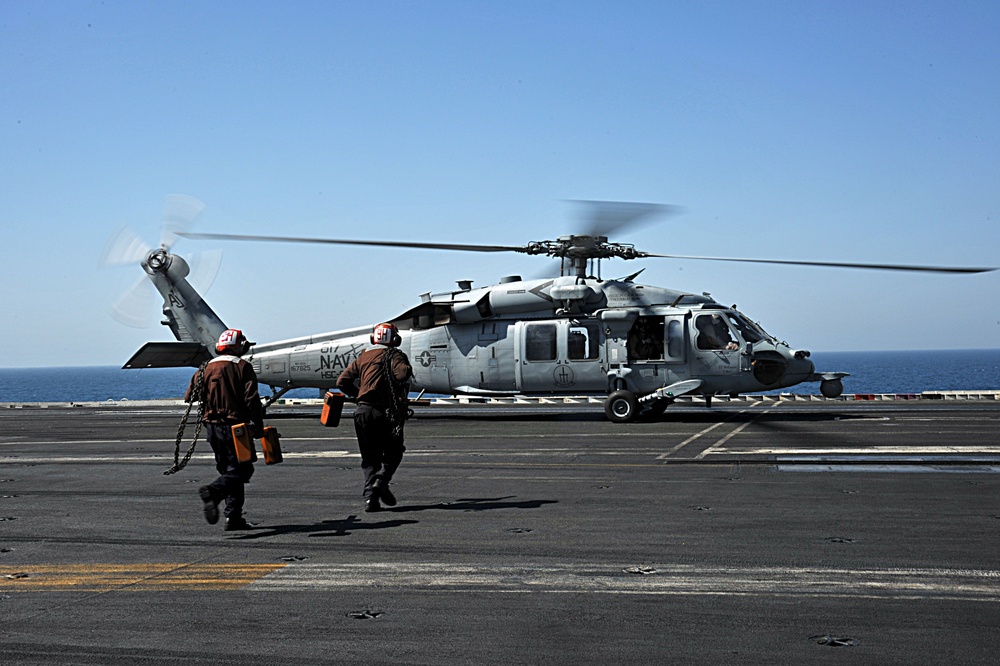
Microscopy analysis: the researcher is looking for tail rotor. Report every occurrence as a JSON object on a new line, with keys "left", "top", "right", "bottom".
{"left": 100, "top": 195, "right": 222, "bottom": 328}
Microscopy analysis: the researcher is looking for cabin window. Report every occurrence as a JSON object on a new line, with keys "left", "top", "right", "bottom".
{"left": 568, "top": 323, "right": 599, "bottom": 360}
{"left": 525, "top": 324, "right": 557, "bottom": 361}
{"left": 666, "top": 318, "right": 684, "bottom": 359}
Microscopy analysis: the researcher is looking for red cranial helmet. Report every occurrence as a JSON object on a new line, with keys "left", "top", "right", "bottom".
{"left": 371, "top": 322, "right": 401, "bottom": 347}
{"left": 216, "top": 328, "right": 251, "bottom": 355}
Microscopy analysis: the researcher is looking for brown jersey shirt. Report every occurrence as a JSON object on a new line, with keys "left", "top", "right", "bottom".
{"left": 336, "top": 346, "right": 412, "bottom": 409}
{"left": 185, "top": 355, "right": 264, "bottom": 431}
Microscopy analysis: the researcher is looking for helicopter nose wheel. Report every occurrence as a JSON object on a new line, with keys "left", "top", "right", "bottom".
{"left": 605, "top": 389, "right": 639, "bottom": 423}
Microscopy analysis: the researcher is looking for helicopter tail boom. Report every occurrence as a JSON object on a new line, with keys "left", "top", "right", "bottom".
{"left": 121, "top": 248, "right": 229, "bottom": 369}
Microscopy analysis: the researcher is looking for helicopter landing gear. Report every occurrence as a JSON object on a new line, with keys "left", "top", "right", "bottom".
{"left": 262, "top": 385, "right": 293, "bottom": 409}
{"left": 605, "top": 389, "right": 639, "bottom": 423}
{"left": 821, "top": 378, "right": 844, "bottom": 398}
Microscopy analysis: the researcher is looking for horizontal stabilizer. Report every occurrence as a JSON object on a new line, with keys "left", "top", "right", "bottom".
{"left": 123, "top": 342, "right": 212, "bottom": 369}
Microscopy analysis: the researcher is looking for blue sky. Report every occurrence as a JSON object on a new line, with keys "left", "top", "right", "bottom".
{"left": 2, "top": 1, "right": 998, "bottom": 368}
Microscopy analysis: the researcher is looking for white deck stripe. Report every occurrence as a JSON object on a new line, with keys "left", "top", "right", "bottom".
{"left": 694, "top": 402, "right": 780, "bottom": 459}
{"left": 4, "top": 445, "right": 998, "bottom": 465}
{"left": 249, "top": 562, "right": 1000, "bottom": 601}
{"left": 708, "top": 446, "right": 1000, "bottom": 455}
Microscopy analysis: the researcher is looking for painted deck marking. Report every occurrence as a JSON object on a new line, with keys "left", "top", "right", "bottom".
{"left": 250, "top": 562, "right": 1000, "bottom": 601}
{"left": 4, "top": 562, "right": 999, "bottom": 600}
{"left": 0, "top": 563, "right": 285, "bottom": 592}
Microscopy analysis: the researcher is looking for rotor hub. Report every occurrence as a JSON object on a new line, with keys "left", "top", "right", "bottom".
{"left": 143, "top": 248, "right": 191, "bottom": 280}
{"left": 145, "top": 248, "right": 170, "bottom": 272}
{"left": 522, "top": 235, "right": 648, "bottom": 276}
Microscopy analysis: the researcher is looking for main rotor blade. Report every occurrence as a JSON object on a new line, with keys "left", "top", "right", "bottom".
{"left": 176, "top": 230, "right": 995, "bottom": 274}
{"left": 573, "top": 200, "right": 683, "bottom": 238}
{"left": 176, "top": 232, "right": 527, "bottom": 254}
{"left": 644, "top": 253, "right": 997, "bottom": 274}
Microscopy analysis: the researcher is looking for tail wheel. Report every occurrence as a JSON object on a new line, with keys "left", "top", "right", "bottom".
{"left": 821, "top": 378, "right": 844, "bottom": 398}
{"left": 605, "top": 390, "right": 639, "bottom": 423}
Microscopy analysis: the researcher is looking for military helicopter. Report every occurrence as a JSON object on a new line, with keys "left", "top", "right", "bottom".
{"left": 104, "top": 199, "right": 995, "bottom": 422}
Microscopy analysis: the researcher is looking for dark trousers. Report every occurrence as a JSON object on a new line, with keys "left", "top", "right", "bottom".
{"left": 353, "top": 403, "right": 405, "bottom": 500}
{"left": 205, "top": 422, "right": 255, "bottom": 519}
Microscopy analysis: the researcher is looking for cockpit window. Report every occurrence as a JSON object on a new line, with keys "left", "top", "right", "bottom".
{"left": 695, "top": 313, "right": 739, "bottom": 351}
{"left": 729, "top": 312, "right": 767, "bottom": 344}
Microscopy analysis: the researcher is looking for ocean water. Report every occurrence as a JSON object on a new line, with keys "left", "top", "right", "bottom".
{"left": 775, "top": 349, "right": 1000, "bottom": 395}
{"left": 0, "top": 366, "right": 331, "bottom": 403}
{"left": 0, "top": 349, "right": 998, "bottom": 403}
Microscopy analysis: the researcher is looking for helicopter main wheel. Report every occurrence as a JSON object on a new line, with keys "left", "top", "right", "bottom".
{"left": 605, "top": 389, "right": 639, "bottom": 423}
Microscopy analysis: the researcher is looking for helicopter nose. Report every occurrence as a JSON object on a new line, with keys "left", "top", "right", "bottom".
{"left": 784, "top": 351, "right": 815, "bottom": 382}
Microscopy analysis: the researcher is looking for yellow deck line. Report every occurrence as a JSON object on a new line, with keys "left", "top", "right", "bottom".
{"left": 0, "top": 563, "right": 286, "bottom": 592}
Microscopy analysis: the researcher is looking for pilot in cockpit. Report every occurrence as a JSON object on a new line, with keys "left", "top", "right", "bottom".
{"left": 696, "top": 314, "right": 739, "bottom": 351}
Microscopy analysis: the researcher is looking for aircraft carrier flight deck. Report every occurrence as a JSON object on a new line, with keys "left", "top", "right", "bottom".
{"left": 1, "top": 398, "right": 999, "bottom": 664}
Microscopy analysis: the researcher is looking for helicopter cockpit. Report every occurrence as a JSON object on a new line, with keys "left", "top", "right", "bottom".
{"left": 695, "top": 313, "right": 738, "bottom": 350}
{"left": 623, "top": 307, "right": 773, "bottom": 361}
{"left": 726, "top": 310, "right": 770, "bottom": 344}
{"left": 692, "top": 310, "right": 770, "bottom": 351}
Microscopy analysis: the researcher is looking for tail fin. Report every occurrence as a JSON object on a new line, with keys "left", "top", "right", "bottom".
{"left": 122, "top": 248, "right": 227, "bottom": 368}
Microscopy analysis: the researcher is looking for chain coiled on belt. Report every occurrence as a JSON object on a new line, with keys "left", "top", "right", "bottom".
{"left": 379, "top": 347, "right": 409, "bottom": 438}
{"left": 164, "top": 361, "right": 207, "bottom": 475}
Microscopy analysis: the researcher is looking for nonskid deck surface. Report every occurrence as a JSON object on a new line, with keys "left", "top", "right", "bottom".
{"left": 1, "top": 401, "right": 999, "bottom": 664}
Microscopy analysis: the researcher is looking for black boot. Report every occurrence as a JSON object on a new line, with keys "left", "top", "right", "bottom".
{"left": 224, "top": 516, "right": 251, "bottom": 531}
{"left": 372, "top": 477, "right": 397, "bottom": 506}
{"left": 199, "top": 486, "right": 220, "bottom": 525}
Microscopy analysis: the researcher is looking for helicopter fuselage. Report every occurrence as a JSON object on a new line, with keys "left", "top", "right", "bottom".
{"left": 248, "top": 275, "right": 833, "bottom": 410}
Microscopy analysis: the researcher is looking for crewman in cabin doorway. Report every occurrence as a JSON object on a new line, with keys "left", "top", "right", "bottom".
{"left": 186, "top": 328, "right": 265, "bottom": 531}
{"left": 336, "top": 322, "right": 413, "bottom": 512}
